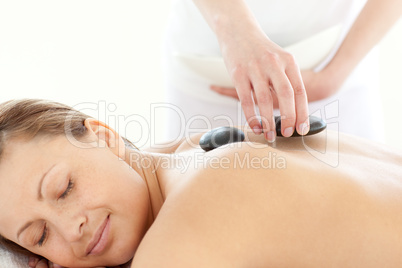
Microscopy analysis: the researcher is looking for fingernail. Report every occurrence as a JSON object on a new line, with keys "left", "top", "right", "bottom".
{"left": 284, "top": 127, "right": 293, "bottom": 137}
{"left": 299, "top": 123, "right": 309, "bottom": 135}
{"left": 253, "top": 126, "right": 262, "bottom": 135}
{"left": 267, "top": 131, "right": 276, "bottom": 143}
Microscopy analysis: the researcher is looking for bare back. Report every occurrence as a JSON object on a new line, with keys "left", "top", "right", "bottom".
{"left": 132, "top": 130, "right": 402, "bottom": 267}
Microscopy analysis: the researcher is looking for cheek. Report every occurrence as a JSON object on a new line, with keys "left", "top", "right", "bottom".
{"left": 75, "top": 151, "right": 150, "bottom": 217}
{"left": 100, "top": 167, "right": 149, "bottom": 211}
{"left": 97, "top": 168, "right": 150, "bottom": 229}
{"left": 105, "top": 177, "right": 151, "bottom": 263}
{"left": 75, "top": 155, "right": 151, "bottom": 257}
{"left": 113, "top": 174, "right": 150, "bottom": 228}
{"left": 108, "top": 214, "right": 147, "bottom": 263}
{"left": 30, "top": 237, "right": 76, "bottom": 267}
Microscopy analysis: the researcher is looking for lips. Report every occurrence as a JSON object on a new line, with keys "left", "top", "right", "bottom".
{"left": 86, "top": 215, "right": 110, "bottom": 255}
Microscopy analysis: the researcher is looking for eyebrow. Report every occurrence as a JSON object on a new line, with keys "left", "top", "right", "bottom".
{"left": 17, "top": 164, "right": 56, "bottom": 241}
{"left": 38, "top": 164, "right": 56, "bottom": 201}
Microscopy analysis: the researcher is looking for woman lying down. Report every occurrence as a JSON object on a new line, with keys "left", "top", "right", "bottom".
{"left": 0, "top": 99, "right": 401, "bottom": 268}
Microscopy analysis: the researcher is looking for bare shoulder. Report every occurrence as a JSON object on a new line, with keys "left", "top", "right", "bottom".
{"left": 130, "top": 166, "right": 240, "bottom": 267}
{"left": 131, "top": 140, "right": 402, "bottom": 267}
{"left": 131, "top": 143, "right": 328, "bottom": 267}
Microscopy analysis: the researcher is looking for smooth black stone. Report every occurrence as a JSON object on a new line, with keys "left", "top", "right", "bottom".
{"left": 199, "top": 126, "right": 245, "bottom": 152}
{"left": 260, "top": 115, "right": 326, "bottom": 137}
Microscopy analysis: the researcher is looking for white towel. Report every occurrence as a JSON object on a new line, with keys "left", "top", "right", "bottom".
{"left": 0, "top": 243, "right": 29, "bottom": 268}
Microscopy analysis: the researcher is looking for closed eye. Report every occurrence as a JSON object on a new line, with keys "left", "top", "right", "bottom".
{"left": 37, "top": 178, "right": 74, "bottom": 247}
{"left": 60, "top": 178, "right": 74, "bottom": 199}
{"left": 37, "top": 224, "right": 48, "bottom": 247}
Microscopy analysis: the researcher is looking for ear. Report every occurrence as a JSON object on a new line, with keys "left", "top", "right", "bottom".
{"left": 84, "top": 118, "right": 126, "bottom": 159}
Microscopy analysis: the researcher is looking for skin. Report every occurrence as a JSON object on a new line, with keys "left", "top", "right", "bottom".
{"left": 193, "top": 0, "right": 310, "bottom": 141}
{"left": 8, "top": 119, "right": 402, "bottom": 267}
{"left": 0, "top": 119, "right": 152, "bottom": 268}
{"left": 132, "top": 126, "right": 402, "bottom": 267}
{"left": 194, "top": 0, "right": 402, "bottom": 138}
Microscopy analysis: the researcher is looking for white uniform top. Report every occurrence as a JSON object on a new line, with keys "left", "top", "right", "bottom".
{"left": 162, "top": 0, "right": 385, "bottom": 142}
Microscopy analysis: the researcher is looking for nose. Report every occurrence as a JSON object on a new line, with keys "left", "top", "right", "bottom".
{"left": 50, "top": 206, "right": 87, "bottom": 242}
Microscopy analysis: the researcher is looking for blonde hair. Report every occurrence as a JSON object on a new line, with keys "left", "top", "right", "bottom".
{"left": 0, "top": 98, "right": 137, "bottom": 256}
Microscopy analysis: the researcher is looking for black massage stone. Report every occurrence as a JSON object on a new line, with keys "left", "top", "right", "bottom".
{"left": 199, "top": 126, "right": 245, "bottom": 152}
{"left": 199, "top": 116, "right": 327, "bottom": 152}
{"left": 273, "top": 115, "right": 327, "bottom": 137}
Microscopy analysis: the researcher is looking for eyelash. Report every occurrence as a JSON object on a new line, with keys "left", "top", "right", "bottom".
{"left": 37, "top": 179, "right": 74, "bottom": 247}
{"left": 60, "top": 179, "right": 74, "bottom": 199}
{"left": 38, "top": 224, "right": 47, "bottom": 247}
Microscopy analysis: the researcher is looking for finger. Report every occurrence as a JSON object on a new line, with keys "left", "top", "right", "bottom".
{"left": 269, "top": 67, "right": 296, "bottom": 138}
{"left": 251, "top": 89, "right": 258, "bottom": 106}
{"left": 246, "top": 88, "right": 262, "bottom": 113}
{"left": 285, "top": 65, "right": 310, "bottom": 135}
{"left": 36, "top": 259, "right": 49, "bottom": 268}
{"left": 210, "top": 85, "right": 239, "bottom": 100}
{"left": 270, "top": 87, "right": 280, "bottom": 109}
{"left": 29, "top": 256, "right": 39, "bottom": 268}
{"left": 233, "top": 76, "right": 262, "bottom": 135}
{"left": 251, "top": 78, "right": 275, "bottom": 142}
{"left": 260, "top": 85, "right": 279, "bottom": 110}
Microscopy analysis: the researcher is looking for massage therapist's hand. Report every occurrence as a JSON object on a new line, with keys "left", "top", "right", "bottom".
{"left": 297, "top": 69, "right": 341, "bottom": 102}
{"left": 210, "top": 0, "right": 402, "bottom": 119}
{"left": 28, "top": 256, "right": 123, "bottom": 268}
{"left": 211, "top": 69, "right": 342, "bottom": 108}
{"left": 193, "top": 0, "right": 309, "bottom": 142}
{"left": 221, "top": 31, "right": 311, "bottom": 141}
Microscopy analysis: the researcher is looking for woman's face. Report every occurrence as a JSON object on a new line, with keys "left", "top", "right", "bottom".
{"left": 0, "top": 127, "right": 150, "bottom": 267}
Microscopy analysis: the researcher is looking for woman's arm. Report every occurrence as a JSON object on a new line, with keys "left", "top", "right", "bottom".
{"left": 192, "top": 0, "right": 310, "bottom": 141}
{"left": 300, "top": 0, "right": 402, "bottom": 101}
{"left": 209, "top": 0, "right": 402, "bottom": 105}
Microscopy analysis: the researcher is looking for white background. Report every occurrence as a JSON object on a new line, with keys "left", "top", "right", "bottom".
{"left": 0, "top": 1, "right": 401, "bottom": 149}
